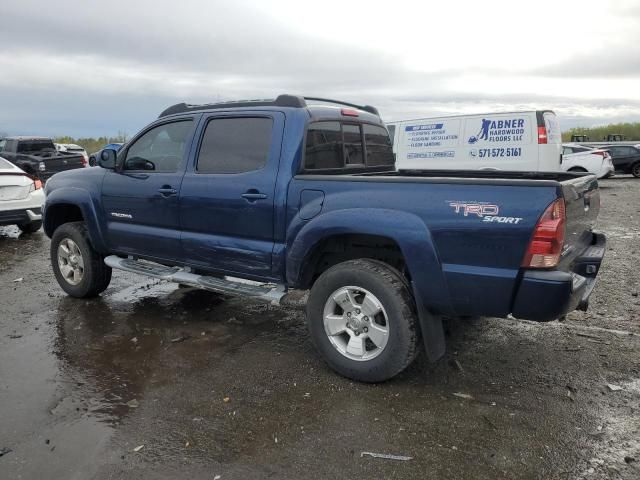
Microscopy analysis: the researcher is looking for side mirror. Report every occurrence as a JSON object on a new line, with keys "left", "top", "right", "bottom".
{"left": 98, "top": 149, "right": 117, "bottom": 169}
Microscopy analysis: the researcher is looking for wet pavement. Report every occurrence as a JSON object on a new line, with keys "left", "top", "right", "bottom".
{"left": 1, "top": 177, "right": 639, "bottom": 480}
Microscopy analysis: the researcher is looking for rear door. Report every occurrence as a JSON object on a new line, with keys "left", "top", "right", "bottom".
{"left": 608, "top": 146, "right": 636, "bottom": 171}
{"left": 538, "top": 111, "right": 562, "bottom": 172}
{"left": 101, "top": 118, "right": 197, "bottom": 261}
{"left": 178, "top": 112, "right": 284, "bottom": 279}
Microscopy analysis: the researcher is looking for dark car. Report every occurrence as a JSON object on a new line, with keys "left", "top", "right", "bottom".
{"left": 0, "top": 136, "right": 86, "bottom": 181}
{"left": 603, "top": 144, "right": 640, "bottom": 177}
{"left": 88, "top": 143, "right": 123, "bottom": 167}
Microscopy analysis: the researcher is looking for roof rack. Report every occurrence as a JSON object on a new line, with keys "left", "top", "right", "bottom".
{"left": 158, "top": 94, "right": 379, "bottom": 118}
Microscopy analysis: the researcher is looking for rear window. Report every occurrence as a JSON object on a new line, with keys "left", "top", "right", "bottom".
{"left": 17, "top": 140, "right": 55, "bottom": 154}
{"left": 304, "top": 122, "right": 394, "bottom": 171}
{"left": 0, "top": 157, "right": 14, "bottom": 169}
{"left": 364, "top": 124, "right": 394, "bottom": 166}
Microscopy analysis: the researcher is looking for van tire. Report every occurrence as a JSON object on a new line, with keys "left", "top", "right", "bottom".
{"left": 51, "top": 222, "right": 112, "bottom": 298}
{"left": 306, "top": 259, "right": 419, "bottom": 383}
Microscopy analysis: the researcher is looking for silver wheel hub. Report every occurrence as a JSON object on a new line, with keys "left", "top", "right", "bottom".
{"left": 57, "top": 238, "right": 85, "bottom": 286}
{"left": 323, "top": 286, "right": 389, "bottom": 361}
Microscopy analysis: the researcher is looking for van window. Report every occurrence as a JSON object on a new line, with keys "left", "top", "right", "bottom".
{"left": 197, "top": 117, "right": 272, "bottom": 174}
{"left": 364, "top": 124, "right": 394, "bottom": 166}
{"left": 543, "top": 113, "right": 561, "bottom": 144}
{"left": 305, "top": 122, "right": 343, "bottom": 170}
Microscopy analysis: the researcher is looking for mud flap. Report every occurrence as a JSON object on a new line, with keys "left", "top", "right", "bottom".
{"left": 412, "top": 281, "right": 446, "bottom": 362}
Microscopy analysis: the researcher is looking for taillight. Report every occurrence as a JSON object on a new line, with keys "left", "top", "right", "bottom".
{"left": 537, "top": 126, "right": 548, "bottom": 144}
{"left": 521, "top": 198, "right": 565, "bottom": 268}
{"left": 341, "top": 108, "right": 359, "bottom": 117}
{"left": 27, "top": 175, "right": 43, "bottom": 193}
{"left": 81, "top": 155, "right": 88, "bottom": 167}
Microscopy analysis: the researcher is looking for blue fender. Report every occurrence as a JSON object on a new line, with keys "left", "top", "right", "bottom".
{"left": 287, "top": 208, "right": 452, "bottom": 361}
{"left": 44, "top": 187, "right": 109, "bottom": 253}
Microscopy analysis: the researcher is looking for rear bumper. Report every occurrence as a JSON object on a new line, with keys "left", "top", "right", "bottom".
{"left": 511, "top": 233, "right": 606, "bottom": 321}
{"left": 0, "top": 207, "right": 42, "bottom": 226}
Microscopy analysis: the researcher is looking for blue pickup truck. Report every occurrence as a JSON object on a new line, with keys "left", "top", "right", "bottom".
{"left": 43, "top": 95, "right": 606, "bottom": 382}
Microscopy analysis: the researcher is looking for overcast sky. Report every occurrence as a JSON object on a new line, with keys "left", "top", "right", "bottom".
{"left": 1, "top": 0, "right": 639, "bottom": 138}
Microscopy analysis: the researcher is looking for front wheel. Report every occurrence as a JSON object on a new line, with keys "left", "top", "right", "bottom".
{"left": 631, "top": 162, "right": 640, "bottom": 178}
{"left": 51, "top": 222, "right": 112, "bottom": 298}
{"left": 306, "top": 259, "right": 419, "bottom": 382}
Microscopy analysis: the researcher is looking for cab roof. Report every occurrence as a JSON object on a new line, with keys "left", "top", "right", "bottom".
{"left": 158, "top": 94, "right": 381, "bottom": 124}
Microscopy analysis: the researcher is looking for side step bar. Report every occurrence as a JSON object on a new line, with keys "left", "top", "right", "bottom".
{"left": 104, "top": 255, "right": 286, "bottom": 304}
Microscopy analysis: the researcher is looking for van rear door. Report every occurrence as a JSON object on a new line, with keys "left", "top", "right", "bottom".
{"left": 537, "top": 111, "right": 562, "bottom": 171}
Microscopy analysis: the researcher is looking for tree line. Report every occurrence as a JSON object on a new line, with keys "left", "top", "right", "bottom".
{"left": 53, "top": 131, "right": 129, "bottom": 154}
{"left": 562, "top": 122, "right": 640, "bottom": 142}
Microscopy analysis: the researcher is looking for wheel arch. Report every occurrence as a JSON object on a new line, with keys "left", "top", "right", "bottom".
{"left": 287, "top": 208, "right": 453, "bottom": 362}
{"left": 44, "top": 188, "right": 108, "bottom": 252}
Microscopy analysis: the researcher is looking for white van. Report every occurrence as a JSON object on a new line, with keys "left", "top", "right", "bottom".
{"left": 387, "top": 110, "right": 562, "bottom": 172}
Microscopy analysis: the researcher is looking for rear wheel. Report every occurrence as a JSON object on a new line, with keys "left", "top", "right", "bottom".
{"left": 306, "top": 259, "right": 419, "bottom": 382}
{"left": 18, "top": 220, "right": 42, "bottom": 234}
{"left": 568, "top": 167, "right": 587, "bottom": 173}
{"left": 631, "top": 162, "right": 640, "bottom": 178}
{"left": 51, "top": 222, "right": 112, "bottom": 298}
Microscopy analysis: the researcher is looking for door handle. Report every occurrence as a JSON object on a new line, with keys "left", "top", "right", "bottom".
{"left": 241, "top": 191, "right": 268, "bottom": 202}
{"left": 158, "top": 186, "right": 178, "bottom": 197}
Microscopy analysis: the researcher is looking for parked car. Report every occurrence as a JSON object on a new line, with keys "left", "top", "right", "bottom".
{"left": 0, "top": 156, "right": 45, "bottom": 233}
{"left": 387, "top": 110, "right": 562, "bottom": 172}
{"left": 0, "top": 137, "right": 86, "bottom": 181}
{"left": 601, "top": 144, "right": 640, "bottom": 177}
{"left": 43, "top": 95, "right": 606, "bottom": 382}
{"left": 561, "top": 144, "right": 614, "bottom": 179}
{"left": 88, "top": 143, "right": 123, "bottom": 167}
{"left": 56, "top": 143, "right": 89, "bottom": 166}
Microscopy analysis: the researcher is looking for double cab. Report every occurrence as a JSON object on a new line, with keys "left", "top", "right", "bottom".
{"left": 43, "top": 95, "right": 606, "bottom": 382}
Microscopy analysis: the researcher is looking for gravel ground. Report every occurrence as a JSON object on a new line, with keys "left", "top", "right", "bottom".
{"left": 0, "top": 176, "right": 638, "bottom": 480}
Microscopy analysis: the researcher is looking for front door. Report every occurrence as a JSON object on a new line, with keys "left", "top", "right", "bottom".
{"left": 101, "top": 118, "right": 197, "bottom": 261}
{"left": 179, "top": 112, "right": 284, "bottom": 279}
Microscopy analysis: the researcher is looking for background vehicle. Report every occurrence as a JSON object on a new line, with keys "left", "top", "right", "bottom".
{"left": 0, "top": 136, "right": 86, "bottom": 181}
{"left": 43, "top": 95, "right": 605, "bottom": 382}
{"left": 88, "top": 143, "right": 123, "bottom": 167}
{"left": 56, "top": 143, "right": 89, "bottom": 166}
{"left": 0, "top": 156, "right": 45, "bottom": 233}
{"left": 387, "top": 110, "right": 562, "bottom": 172}
{"left": 561, "top": 144, "right": 614, "bottom": 178}
{"left": 601, "top": 144, "right": 640, "bottom": 177}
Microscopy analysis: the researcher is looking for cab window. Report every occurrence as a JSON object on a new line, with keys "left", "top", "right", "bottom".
{"left": 124, "top": 121, "right": 192, "bottom": 172}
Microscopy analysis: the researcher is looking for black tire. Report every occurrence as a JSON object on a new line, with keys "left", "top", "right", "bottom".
{"left": 51, "top": 221, "right": 112, "bottom": 298}
{"left": 631, "top": 162, "right": 640, "bottom": 178}
{"left": 306, "top": 259, "right": 419, "bottom": 383}
{"left": 18, "top": 220, "right": 42, "bottom": 234}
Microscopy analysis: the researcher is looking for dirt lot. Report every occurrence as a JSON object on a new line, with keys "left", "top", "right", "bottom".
{"left": 0, "top": 177, "right": 638, "bottom": 480}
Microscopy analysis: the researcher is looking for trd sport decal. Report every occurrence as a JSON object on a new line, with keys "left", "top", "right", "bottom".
{"left": 448, "top": 201, "right": 523, "bottom": 225}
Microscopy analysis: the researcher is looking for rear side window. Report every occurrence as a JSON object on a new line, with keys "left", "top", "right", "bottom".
{"left": 343, "top": 124, "right": 364, "bottom": 165}
{"left": 364, "top": 124, "right": 394, "bottom": 166}
{"left": 305, "top": 122, "right": 343, "bottom": 170}
{"left": 0, "top": 139, "right": 5, "bottom": 151}
{"left": 197, "top": 117, "right": 272, "bottom": 174}
{"left": 305, "top": 122, "right": 394, "bottom": 171}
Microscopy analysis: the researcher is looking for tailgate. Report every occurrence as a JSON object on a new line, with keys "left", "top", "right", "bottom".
{"left": 43, "top": 154, "right": 85, "bottom": 172}
{"left": 558, "top": 173, "right": 600, "bottom": 266}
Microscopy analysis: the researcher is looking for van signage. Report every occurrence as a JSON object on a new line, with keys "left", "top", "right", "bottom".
{"left": 404, "top": 119, "right": 460, "bottom": 149}
{"left": 467, "top": 117, "right": 527, "bottom": 144}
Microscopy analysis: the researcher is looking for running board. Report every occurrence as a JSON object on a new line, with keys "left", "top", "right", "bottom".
{"left": 104, "top": 255, "right": 286, "bottom": 304}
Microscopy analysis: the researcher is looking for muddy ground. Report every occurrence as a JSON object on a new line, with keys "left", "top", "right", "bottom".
{"left": 0, "top": 177, "right": 638, "bottom": 480}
